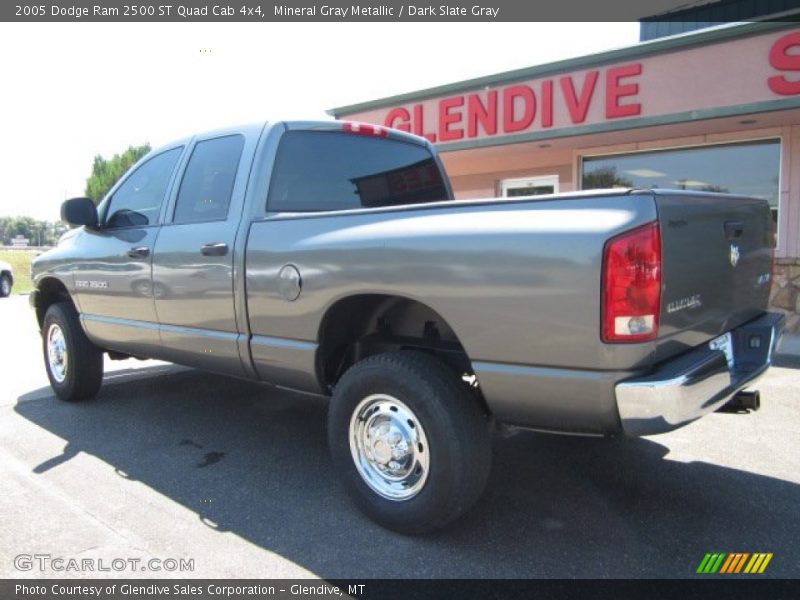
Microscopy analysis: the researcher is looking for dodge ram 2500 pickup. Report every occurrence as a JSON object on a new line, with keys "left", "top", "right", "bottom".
{"left": 31, "top": 120, "right": 784, "bottom": 533}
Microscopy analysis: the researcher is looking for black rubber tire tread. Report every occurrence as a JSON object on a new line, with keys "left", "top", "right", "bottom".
{"left": 327, "top": 351, "right": 491, "bottom": 534}
{"left": 0, "top": 274, "right": 11, "bottom": 297}
{"left": 42, "top": 302, "right": 103, "bottom": 402}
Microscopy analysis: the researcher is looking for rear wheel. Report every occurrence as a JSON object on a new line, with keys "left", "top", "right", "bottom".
{"left": 327, "top": 351, "right": 491, "bottom": 534}
{"left": 42, "top": 302, "right": 103, "bottom": 402}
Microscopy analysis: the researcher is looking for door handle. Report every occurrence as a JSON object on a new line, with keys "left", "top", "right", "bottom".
{"left": 201, "top": 242, "right": 228, "bottom": 256}
{"left": 127, "top": 246, "right": 150, "bottom": 258}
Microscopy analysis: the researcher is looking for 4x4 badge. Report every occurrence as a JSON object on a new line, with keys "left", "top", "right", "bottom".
{"left": 730, "top": 244, "right": 740, "bottom": 267}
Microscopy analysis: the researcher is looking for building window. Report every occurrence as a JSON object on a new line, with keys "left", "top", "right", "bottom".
{"left": 581, "top": 140, "right": 781, "bottom": 225}
{"left": 500, "top": 175, "right": 559, "bottom": 197}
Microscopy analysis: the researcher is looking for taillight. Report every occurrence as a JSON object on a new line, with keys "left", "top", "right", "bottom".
{"left": 342, "top": 122, "right": 388, "bottom": 137}
{"left": 602, "top": 222, "right": 661, "bottom": 343}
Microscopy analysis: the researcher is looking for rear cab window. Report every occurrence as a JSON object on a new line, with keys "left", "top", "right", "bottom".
{"left": 267, "top": 131, "right": 450, "bottom": 212}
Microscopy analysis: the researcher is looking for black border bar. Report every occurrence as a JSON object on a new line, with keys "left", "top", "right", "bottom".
{"left": 4, "top": 0, "right": 800, "bottom": 22}
{"left": 2, "top": 579, "right": 799, "bottom": 600}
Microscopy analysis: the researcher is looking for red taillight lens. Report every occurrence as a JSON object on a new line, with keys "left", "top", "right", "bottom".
{"left": 602, "top": 222, "right": 662, "bottom": 343}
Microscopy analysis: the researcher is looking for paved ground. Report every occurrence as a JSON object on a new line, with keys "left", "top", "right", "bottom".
{"left": 1, "top": 294, "right": 798, "bottom": 579}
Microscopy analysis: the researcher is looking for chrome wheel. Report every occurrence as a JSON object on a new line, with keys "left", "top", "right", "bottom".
{"left": 0, "top": 278, "right": 9, "bottom": 296}
{"left": 47, "top": 324, "right": 68, "bottom": 383}
{"left": 349, "top": 394, "right": 430, "bottom": 501}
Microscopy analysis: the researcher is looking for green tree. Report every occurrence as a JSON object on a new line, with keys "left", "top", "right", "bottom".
{"left": 84, "top": 143, "right": 151, "bottom": 203}
{"left": 0, "top": 216, "right": 66, "bottom": 246}
{"left": 582, "top": 166, "right": 633, "bottom": 190}
{"left": 698, "top": 184, "right": 729, "bottom": 193}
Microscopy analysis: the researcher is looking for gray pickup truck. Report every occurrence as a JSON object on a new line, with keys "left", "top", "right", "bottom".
{"left": 31, "top": 120, "right": 783, "bottom": 533}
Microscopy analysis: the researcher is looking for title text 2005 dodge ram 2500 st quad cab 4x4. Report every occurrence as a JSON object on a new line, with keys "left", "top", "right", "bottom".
{"left": 31, "top": 120, "right": 784, "bottom": 533}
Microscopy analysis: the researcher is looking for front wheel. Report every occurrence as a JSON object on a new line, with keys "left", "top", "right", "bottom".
{"left": 0, "top": 274, "right": 11, "bottom": 297}
{"left": 42, "top": 302, "right": 104, "bottom": 402}
{"left": 327, "top": 351, "right": 491, "bottom": 534}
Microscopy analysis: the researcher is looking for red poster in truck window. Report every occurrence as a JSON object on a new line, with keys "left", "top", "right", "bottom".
{"left": 354, "top": 160, "right": 444, "bottom": 206}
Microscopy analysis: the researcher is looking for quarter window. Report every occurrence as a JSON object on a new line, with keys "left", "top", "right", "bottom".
{"left": 105, "top": 147, "right": 182, "bottom": 228}
{"left": 173, "top": 135, "right": 245, "bottom": 224}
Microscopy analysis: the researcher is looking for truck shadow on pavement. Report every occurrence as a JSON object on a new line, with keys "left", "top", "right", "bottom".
{"left": 15, "top": 366, "right": 799, "bottom": 578}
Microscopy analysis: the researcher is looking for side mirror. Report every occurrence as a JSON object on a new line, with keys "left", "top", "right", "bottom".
{"left": 61, "top": 197, "right": 98, "bottom": 227}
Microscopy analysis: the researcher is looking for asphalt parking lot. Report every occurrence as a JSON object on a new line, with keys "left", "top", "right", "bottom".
{"left": 1, "top": 294, "right": 798, "bottom": 579}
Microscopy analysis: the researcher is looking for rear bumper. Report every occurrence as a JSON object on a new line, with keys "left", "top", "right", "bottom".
{"left": 615, "top": 312, "right": 784, "bottom": 436}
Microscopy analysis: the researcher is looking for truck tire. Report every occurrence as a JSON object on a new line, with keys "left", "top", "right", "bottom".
{"left": 42, "top": 302, "right": 103, "bottom": 402}
{"left": 327, "top": 351, "right": 491, "bottom": 534}
{"left": 0, "top": 274, "right": 11, "bottom": 297}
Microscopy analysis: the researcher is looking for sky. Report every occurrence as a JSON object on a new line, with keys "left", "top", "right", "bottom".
{"left": 0, "top": 22, "right": 639, "bottom": 221}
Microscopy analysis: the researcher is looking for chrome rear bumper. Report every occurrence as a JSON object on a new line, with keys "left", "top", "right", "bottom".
{"left": 615, "top": 312, "right": 784, "bottom": 436}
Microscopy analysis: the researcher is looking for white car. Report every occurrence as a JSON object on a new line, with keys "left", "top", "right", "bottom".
{"left": 0, "top": 260, "right": 13, "bottom": 297}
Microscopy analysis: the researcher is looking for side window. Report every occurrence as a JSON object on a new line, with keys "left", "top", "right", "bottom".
{"left": 173, "top": 135, "right": 245, "bottom": 224}
{"left": 267, "top": 131, "right": 449, "bottom": 212}
{"left": 105, "top": 147, "right": 182, "bottom": 228}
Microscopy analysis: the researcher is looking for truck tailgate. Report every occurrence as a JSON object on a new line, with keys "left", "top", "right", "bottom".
{"left": 655, "top": 191, "right": 774, "bottom": 362}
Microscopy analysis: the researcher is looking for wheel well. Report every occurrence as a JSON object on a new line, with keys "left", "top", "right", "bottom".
{"left": 317, "top": 294, "right": 477, "bottom": 391}
{"left": 33, "top": 278, "right": 73, "bottom": 329}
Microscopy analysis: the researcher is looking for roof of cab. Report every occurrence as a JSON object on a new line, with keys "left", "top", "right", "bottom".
{"left": 149, "top": 119, "right": 432, "bottom": 158}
